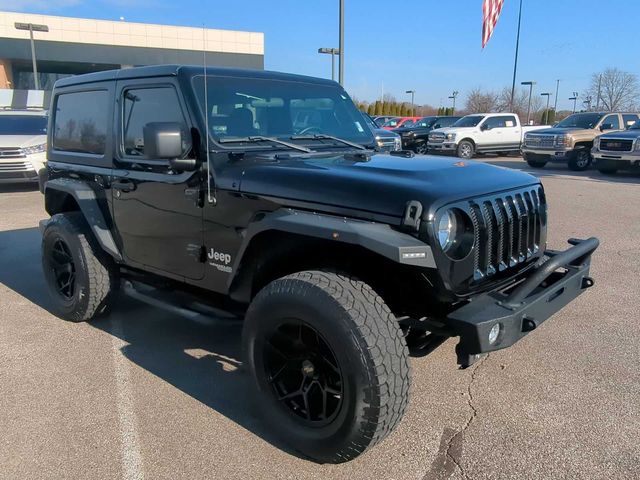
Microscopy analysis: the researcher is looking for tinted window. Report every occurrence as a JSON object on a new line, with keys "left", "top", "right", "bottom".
{"left": 53, "top": 90, "right": 108, "bottom": 155}
{"left": 601, "top": 114, "right": 620, "bottom": 130}
{"left": 122, "top": 87, "right": 191, "bottom": 157}
{"left": 484, "top": 115, "right": 517, "bottom": 129}
{"left": 436, "top": 117, "right": 459, "bottom": 128}
{"left": 622, "top": 114, "right": 638, "bottom": 128}
{"left": 0, "top": 115, "right": 47, "bottom": 135}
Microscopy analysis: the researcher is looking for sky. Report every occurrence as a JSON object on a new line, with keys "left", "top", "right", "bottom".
{"left": 2, "top": 0, "right": 640, "bottom": 111}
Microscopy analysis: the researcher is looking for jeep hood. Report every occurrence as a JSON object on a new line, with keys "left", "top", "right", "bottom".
{"left": 238, "top": 153, "right": 538, "bottom": 219}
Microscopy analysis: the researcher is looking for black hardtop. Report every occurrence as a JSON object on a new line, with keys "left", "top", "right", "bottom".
{"left": 53, "top": 64, "right": 338, "bottom": 89}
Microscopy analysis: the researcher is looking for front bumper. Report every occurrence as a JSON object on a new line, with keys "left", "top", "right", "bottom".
{"left": 447, "top": 237, "right": 599, "bottom": 367}
{"left": 592, "top": 150, "right": 640, "bottom": 164}
{"left": 522, "top": 148, "right": 575, "bottom": 161}
{"left": 0, "top": 155, "right": 46, "bottom": 184}
{"left": 427, "top": 142, "right": 457, "bottom": 151}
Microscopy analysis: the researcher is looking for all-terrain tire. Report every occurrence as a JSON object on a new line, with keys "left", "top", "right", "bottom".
{"left": 42, "top": 212, "right": 118, "bottom": 322}
{"left": 242, "top": 271, "right": 411, "bottom": 463}
{"left": 414, "top": 141, "right": 429, "bottom": 154}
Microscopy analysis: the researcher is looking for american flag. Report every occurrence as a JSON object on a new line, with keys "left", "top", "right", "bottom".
{"left": 482, "top": 0, "right": 505, "bottom": 48}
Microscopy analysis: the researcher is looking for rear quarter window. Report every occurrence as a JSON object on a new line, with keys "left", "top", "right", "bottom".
{"left": 53, "top": 90, "right": 109, "bottom": 155}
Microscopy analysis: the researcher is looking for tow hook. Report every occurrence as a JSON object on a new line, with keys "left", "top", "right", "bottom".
{"left": 581, "top": 277, "right": 595, "bottom": 289}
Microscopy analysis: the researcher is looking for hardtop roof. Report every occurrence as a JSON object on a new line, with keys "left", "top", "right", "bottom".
{"left": 54, "top": 65, "right": 337, "bottom": 89}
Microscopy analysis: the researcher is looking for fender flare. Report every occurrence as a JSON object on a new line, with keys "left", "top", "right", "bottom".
{"left": 228, "top": 208, "right": 436, "bottom": 289}
{"left": 44, "top": 178, "right": 122, "bottom": 261}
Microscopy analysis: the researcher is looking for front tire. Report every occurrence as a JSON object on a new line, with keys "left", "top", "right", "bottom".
{"left": 596, "top": 159, "right": 619, "bottom": 174}
{"left": 243, "top": 271, "right": 410, "bottom": 463}
{"left": 42, "top": 212, "right": 118, "bottom": 322}
{"left": 414, "top": 141, "right": 428, "bottom": 155}
{"left": 568, "top": 149, "right": 592, "bottom": 171}
{"left": 456, "top": 140, "right": 475, "bottom": 159}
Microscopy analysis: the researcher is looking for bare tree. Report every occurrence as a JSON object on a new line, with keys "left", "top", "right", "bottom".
{"left": 588, "top": 68, "right": 639, "bottom": 111}
{"left": 464, "top": 88, "right": 498, "bottom": 113}
{"left": 496, "top": 87, "right": 543, "bottom": 120}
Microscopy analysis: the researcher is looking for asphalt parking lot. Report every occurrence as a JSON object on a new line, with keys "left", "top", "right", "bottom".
{"left": 1, "top": 157, "right": 639, "bottom": 480}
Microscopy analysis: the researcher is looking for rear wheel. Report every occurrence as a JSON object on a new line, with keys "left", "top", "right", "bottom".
{"left": 243, "top": 271, "right": 410, "bottom": 463}
{"left": 42, "top": 212, "right": 118, "bottom": 322}
{"left": 456, "top": 140, "right": 475, "bottom": 159}
{"left": 596, "top": 159, "right": 619, "bottom": 175}
{"left": 568, "top": 149, "right": 592, "bottom": 171}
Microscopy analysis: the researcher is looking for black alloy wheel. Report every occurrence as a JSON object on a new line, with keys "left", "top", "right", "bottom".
{"left": 264, "top": 321, "right": 343, "bottom": 425}
{"left": 415, "top": 142, "right": 429, "bottom": 154}
{"left": 48, "top": 238, "right": 76, "bottom": 300}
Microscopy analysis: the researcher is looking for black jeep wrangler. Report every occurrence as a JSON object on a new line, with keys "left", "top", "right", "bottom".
{"left": 40, "top": 65, "right": 599, "bottom": 463}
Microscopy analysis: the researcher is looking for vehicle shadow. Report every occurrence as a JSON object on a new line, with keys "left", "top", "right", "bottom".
{"left": 0, "top": 226, "right": 305, "bottom": 461}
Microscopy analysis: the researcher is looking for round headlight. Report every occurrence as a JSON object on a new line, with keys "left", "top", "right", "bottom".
{"left": 436, "top": 208, "right": 475, "bottom": 260}
{"left": 437, "top": 210, "right": 456, "bottom": 251}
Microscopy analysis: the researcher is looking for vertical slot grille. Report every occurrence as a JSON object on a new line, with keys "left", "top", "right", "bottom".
{"left": 470, "top": 187, "right": 545, "bottom": 280}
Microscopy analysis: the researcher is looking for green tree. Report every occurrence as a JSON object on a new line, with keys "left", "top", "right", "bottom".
{"left": 367, "top": 103, "right": 375, "bottom": 116}
{"left": 374, "top": 100, "right": 382, "bottom": 116}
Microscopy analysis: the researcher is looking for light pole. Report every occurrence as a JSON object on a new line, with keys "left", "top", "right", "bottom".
{"left": 14, "top": 22, "right": 49, "bottom": 90}
{"left": 540, "top": 92, "right": 552, "bottom": 124}
{"left": 405, "top": 90, "right": 415, "bottom": 116}
{"left": 583, "top": 95, "right": 592, "bottom": 111}
{"left": 553, "top": 79, "right": 560, "bottom": 113}
{"left": 448, "top": 90, "right": 459, "bottom": 114}
{"left": 569, "top": 92, "right": 578, "bottom": 113}
{"left": 318, "top": 48, "right": 340, "bottom": 81}
{"left": 338, "top": 0, "right": 345, "bottom": 86}
{"left": 521, "top": 81, "right": 536, "bottom": 125}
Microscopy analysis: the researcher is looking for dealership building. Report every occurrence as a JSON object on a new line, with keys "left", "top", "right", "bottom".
{"left": 0, "top": 10, "right": 264, "bottom": 93}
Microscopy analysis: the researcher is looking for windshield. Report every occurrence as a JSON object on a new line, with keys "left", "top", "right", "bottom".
{"left": 0, "top": 115, "right": 47, "bottom": 135}
{"left": 192, "top": 76, "right": 373, "bottom": 148}
{"left": 556, "top": 113, "right": 604, "bottom": 129}
{"left": 382, "top": 118, "right": 401, "bottom": 128}
{"left": 453, "top": 115, "right": 484, "bottom": 127}
{"left": 411, "top": 116, "right": 437, "bottom": 128}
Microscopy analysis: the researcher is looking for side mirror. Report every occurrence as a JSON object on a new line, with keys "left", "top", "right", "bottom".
{"left": 600, "top": 123, "right": 613, "bottom": 131}
{"left": 143, "top": 122, "right": 197, "bottom": 171}
{"left": 480, "top": 123, "right": 490, "bottom": 131}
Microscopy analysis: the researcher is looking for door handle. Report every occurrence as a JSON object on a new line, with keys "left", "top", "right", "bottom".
{"left": 112, "top": 179, "right": 136, "bottom": 193}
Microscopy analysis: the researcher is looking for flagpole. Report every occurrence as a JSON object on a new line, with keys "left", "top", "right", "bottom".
{"left": 509, "top": 0, "right": 523, "bottom": 111}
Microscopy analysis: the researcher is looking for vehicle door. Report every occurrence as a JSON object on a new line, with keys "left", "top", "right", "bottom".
{"left": 599, "top": 114, "right": 621, "bottom": 133}
{"left": 495, "top": 115, "right": 521, "bottom": 147}
{"left": 478, "top": 116, "right": 503, "bottom": 148}
{"left": 111, "top": 79, "right": 204, "bottom": 280}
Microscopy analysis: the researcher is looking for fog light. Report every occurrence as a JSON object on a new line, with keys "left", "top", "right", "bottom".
{"left": 488, "top": 323, "right": 501, "bottom": 345}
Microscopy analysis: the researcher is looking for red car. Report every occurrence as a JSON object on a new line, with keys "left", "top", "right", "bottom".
{"left": 381, "top": 116, "right": 421, "bottom": 130}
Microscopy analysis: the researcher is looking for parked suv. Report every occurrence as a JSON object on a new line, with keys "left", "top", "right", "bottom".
{"left": 40, "top": 65, "right": 599, "bottom": 464}
{"left": 0, "top": 109, "right": 47, "bottom": 185}
{"left": 592, "top": 119, "right": 640, "bottom": 174}
{"left": 393, "top": 115, "right": 461, "bottom": 154}
{"left": 522, "top": 112, "right": 639, "bottom": 171}
{"left": 363, "top": 113, "right": 401, "bottom": 151}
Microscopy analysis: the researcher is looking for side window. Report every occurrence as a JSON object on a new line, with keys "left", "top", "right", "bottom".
{"left": 622, "top": 114, "right": 638, "bottom": 128}
{"left": 53, "top": 90, "right": 108, "bottom": 155}
{"left": 503, "top": 115, "right": 517, "bottom": 127}
{"left": 484, "top": 116, "right": 507, "bottom": 129}
{"left": 601, "top": 114, "right": 620, "bottom": 130}
{"left": 122, "top": 86, "right": 191, "bottom": 158}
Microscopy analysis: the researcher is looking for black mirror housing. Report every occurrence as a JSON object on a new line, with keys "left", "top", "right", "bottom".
{"left": 600, "top": 123, "right": 613, "bottom": 131}
{"left": 143, "top": 122, "right": 185, "bottom": 159}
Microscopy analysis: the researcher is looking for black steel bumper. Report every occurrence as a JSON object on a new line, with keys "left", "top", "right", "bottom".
{"left": 447, "top": 237, "right": 599, "bottom": 367}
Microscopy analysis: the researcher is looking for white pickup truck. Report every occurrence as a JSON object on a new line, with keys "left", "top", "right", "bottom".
{"left": 427, "top": 113, "right": 548, "bottom": 159}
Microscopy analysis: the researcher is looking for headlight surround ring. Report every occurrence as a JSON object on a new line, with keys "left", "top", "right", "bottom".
{"left": 436, "top": 208, "right": 475, "bottom": 260}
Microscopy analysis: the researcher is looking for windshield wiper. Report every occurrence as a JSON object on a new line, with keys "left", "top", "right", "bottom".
{"left": 218, "top": 136, "right": 311, "bottom": 153}
{"left": 290, "top": 134, "right": 366, "bottom": 150}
